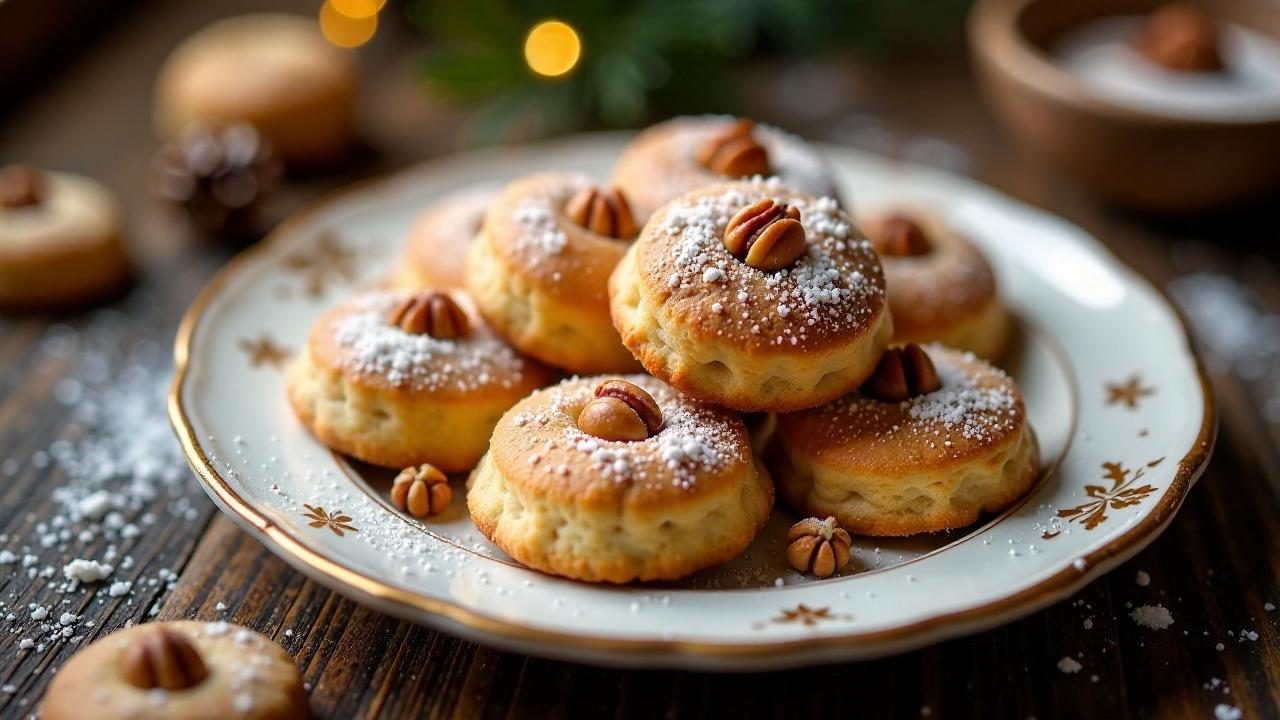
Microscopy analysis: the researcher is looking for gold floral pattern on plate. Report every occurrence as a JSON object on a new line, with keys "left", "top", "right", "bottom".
{"left": 303, "top": 504, "right": 359, "bottom": 537}
{"left": 280, "top": 232, "right": 356, "bottom": 299}
{"left": 756, "top": 604, "right": 852, "bottom": 629}
{"left": 1106, "top": 376, "right": 1155, "bottom": 409}
{"left": 1057, "top": 458, "right": 1164, "bottom": 531}
{"left": 238, "top": 335, "right": 291, "bottom": 369}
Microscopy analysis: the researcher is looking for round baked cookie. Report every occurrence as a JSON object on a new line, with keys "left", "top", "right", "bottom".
{"left": 768, "top": 344, "right": 1039, "bottom": 536}
{"left": 392, "top": 184, "right": 498, "bottom": 291}
{"left": 465, "top": 172, "right": 642, "bottom": 374}
{"left": 610, "top": 116, "right": 839, "bottom": 218}
{"left": 0, "top": 165, "right": 129, "bottom": 309}
{"left": 154, "top": 14, "right": 358, "bottom": 166}
{"left": 865, "top": 211, "right": 1010, "bottom": 359}
{"left": 468, "top": 374, "right": 774, "bottom": 583}
{"left": 287, "top": 289, "right": 557, "bottom": 471}
{"left": 43, "top": 620, "right": 309, "bottom": 720}
{"left": 609, "top": 179, "right": 893, "bottom": 412}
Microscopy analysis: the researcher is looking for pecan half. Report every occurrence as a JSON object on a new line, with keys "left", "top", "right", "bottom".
{"left": 578, "top": 380, "right": 663, "bottom": 441}
{"left": 392, "top": 463, "right": 452, "bottom": 517}
{"left": 868, "top": 214, "right": 930, "bottom": 257}
{"left": 1133, "top": 3, "right": 1223, "bottom": 72}
{"left": 861, "top": 344, "right": 942, "bottom": 402}
{"left": 564, "top": 185, "right": 637, "bottom": 239}
{"left": 786, "top": 516, "right": 852, "bottom": 578}
{"left": 0, "top": 165, "right": 47, "bottom": 209}
{"left": 120, "top": 625, "right": 209, "bottom": 691}
{"left": 696, "top": 119, "right": 770, "bottom": 178}
{"left": 723, "top": 198, "right": 807, "bottom": 271}
{"left": 388, "top": 292, "right": 470, "bottom": 339}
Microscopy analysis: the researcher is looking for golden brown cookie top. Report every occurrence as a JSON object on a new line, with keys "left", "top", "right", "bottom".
{"left": 611, "top": 116, "right": 839, "bottom": 216}
{"left": 310, "top": 289, "right": 554, "bottom": 397}
{"left": 777, "top": 345, "right": 1026, "bottom": 473}
{"left": 403, "top": 184, "right": 497, "bottom": 290}
{"left": 480, "top": 172, "right": 634, "bottom": 305}
{"left": 631, "top": 179, "right": 888, "bottom": 355}
{"left": 489, "top": 375, "right": 752, "bottom": 511}
{"left": 158, "top": 14, "right": 356, "bottom": 111}
{"left": 865, "top": 211, "right": 998, "bottom": 338}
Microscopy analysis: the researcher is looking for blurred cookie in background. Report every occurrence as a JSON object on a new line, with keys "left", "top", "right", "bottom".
{"left": 0, "top": 164, "right": 130, "bottom": 310}
{"left": 153, "top": 14, "right": 358, "bottom": 168}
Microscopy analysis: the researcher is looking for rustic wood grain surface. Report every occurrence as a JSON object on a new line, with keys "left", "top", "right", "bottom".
{"left": 1, "top": 1, "right": 1278, "bottom": 718}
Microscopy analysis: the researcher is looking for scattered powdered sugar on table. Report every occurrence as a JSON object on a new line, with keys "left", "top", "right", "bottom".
{"left": 1057, "top": 656, "right": 1083, "bottom": 674}
{"left": 1130, "top": 604, "right": 1174, "bottom": 630}
{"left": 332, "top": 291, "right": 531, "bottom": 391}
{"left": 657, "top": 180, "right": 884, "bottom": 343}
{"left": 0, "top": 300, "right": 206, "bottom": 666}
{"left": 1169, "top": 272, "right": 1280, "bottom": 423}
{"left": 63, "top": 559, "right": 113, "bottom": 585}
{"left": 1215, "top": 704, "right": 1244, "bottom": 720}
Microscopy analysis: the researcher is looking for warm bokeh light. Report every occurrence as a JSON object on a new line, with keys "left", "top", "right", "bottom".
{"left": 524, "top": 20, "right": 581, "bottom": 77}
{"left": 329, "top": 0, "right": 386, "bottom": 20}
{"left": 319, "top": 0, "right": 378, "bottom": 48}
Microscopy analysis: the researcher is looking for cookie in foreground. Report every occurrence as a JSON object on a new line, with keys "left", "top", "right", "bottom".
{"left": 468, "top": 375, "right": 774, "bottom": 583}
{"left": 287, "top": 289, "right": 557, "bottom": 471}
{"left": 609, "top": 179, "right": 892, "bottom": 412}
{"left": 43, "top": 621, "right": 309, "bottom": 720}
{"left": 768, "top": 344, "right": 1039, "bottom": 536}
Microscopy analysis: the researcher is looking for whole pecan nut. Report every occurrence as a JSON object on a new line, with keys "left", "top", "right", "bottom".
{"left": 389, "top": 292, "right": 470, "bottom": 339}
{"left": 392, "top": 463, "right": 452, "bottom": 517}
{"left": 564, "top": 185, "right": 637, "bottom": 239}
{"left": 0, "top": 165, "right": 47, "bottom": 209}
{"left": 578, "top": 379, "right": 663, "bottom": 441}
{"left": 786, "top": 516, "right": 852, "bottom": 578}
{"left": 696, "top": 118, "right": 770, "bottom": 178}
{"left": 121, "top": 626, "right": 209, "bottom": 691}
{"left": 723, "top": 198, "right": 807, "bottom": 271}
{"left": 862, "top": 344, "right": 942, "bottom": 402}
{"left": 1133, "top": 3, "right": 1224, "bottom": 72}
{"left": 868, "top": 214, "right": 931, "bottom": 257}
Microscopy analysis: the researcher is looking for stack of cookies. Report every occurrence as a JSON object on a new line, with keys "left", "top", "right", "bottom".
{"left": 287, "top": 116, "right": 1040, "bottom": 585}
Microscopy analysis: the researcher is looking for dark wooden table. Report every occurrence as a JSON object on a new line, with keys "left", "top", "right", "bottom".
{"left": 2, "top": 1, "right": 1278, "bottom": 718}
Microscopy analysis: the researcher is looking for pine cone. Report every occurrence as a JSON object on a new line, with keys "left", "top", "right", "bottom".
{"left": 149, "top": 123, "right": 282, "bottom": 240}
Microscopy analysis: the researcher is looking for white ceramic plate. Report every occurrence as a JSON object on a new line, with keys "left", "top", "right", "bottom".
{"left": 170, "top": 133, "right": 1214, "bottom": 670}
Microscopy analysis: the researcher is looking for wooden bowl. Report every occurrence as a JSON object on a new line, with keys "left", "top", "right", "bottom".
{"left": 969, "top": 0, "right": 1280, "bottom": 212}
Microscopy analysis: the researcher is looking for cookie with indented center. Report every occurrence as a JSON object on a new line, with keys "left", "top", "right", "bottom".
{"left": 468, "top": 374, "right": 773, "bottom": 583}
{"left": 43, "top": 621, "right": 310, "bottom": 720}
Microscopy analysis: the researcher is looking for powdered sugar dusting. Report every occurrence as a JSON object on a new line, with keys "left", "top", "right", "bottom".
{"left": 653, "top": 180, "right": 884, "bottom": 345}
{"left": 907, "top": 352, "right": 1020, "bottom": 440}
{"left": 513, "top": 199, "right": 567, "bottom": 257}
{"left": 808, "top": 346, "right": 1022, "bottom": 457}
{"left": 504, "top": 376, "right": 744, "bottom": 490}
{"left": 1130, "top": 604, "right": 1174, "bottom": 630}
{"left": 330, "top": 291, "right": 532, "bottom": 392}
